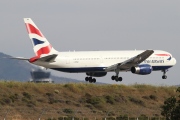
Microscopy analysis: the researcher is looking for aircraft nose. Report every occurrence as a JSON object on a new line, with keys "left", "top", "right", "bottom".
{"left": 173, "top": 58, "right": 176, "bottom": 65}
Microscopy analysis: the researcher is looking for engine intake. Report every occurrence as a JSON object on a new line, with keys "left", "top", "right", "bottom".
{"left": 131, "top": 64, "right": 152, "bottom": 75}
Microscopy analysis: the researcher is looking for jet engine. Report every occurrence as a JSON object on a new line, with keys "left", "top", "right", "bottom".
{"left": 86, "top": 72, "right": 107, "bottom": 77}
{"left": 131, "top": 64, "right": 152, "bottom": 75}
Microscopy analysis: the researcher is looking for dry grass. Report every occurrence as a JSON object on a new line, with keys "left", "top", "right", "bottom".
{"left": 0, "top": 81, "right": 177, "bottom": 119}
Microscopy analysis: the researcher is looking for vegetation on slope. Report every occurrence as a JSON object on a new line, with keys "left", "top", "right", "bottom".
{"left": 0, "top": 81, "right": 177, "bottom": 119}
{"left": 161, "top": 87, "right": 180, "bottom": 120}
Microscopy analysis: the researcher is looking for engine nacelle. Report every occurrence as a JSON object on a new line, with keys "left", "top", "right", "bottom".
{"left": 131, "top": 64, "right": 152, "bottom": 75}
{"left": 86, "top": 72, "right": 107, "bottom": 77}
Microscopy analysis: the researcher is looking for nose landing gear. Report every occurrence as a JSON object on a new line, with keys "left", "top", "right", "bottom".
{"left": 162, "top": 70, "right": 168, "bottom": 79}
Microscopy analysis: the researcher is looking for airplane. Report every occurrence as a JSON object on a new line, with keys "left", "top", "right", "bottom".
{"left": 12, "top": 18, "right": 176, "bottom": 83}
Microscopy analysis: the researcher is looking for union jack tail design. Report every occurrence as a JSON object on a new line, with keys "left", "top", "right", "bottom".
{"left": 24, "top": 18, "right": 57, "bottom": 58}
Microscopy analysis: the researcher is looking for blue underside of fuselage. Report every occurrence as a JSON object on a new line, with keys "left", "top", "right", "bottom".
{"left": 51, "top": 66, "right": 173, "bottom": 73}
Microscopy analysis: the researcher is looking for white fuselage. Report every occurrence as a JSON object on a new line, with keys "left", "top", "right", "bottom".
{"left": 33, "top": 50, "right": 176, "bottom": 73}
{"left": 21, "top": 18, "right": 176, "bottom": 81}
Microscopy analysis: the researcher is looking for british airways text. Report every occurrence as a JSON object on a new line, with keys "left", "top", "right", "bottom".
{"left": 144, "top": 60, "right": 164, "bottom": 63}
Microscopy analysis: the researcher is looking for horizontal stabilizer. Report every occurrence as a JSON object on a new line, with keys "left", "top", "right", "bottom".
{"left": 6, "top": 57, "right": 29, "bottom": 61}
{"left": 38, "top": 54, "right": 58, "bottom": 62}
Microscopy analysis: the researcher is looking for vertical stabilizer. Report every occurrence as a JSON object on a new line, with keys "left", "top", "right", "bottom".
{"left": 24, "top": 18, "right": 58, "bottom": 57}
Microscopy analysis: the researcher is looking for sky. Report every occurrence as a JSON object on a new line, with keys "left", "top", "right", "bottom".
{"left": 0, "top": 0, "right": 179, "bottom": 85}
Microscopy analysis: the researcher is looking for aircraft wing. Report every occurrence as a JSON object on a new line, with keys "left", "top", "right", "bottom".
{"left": 105, "top": 50, "right": 154, "bottom": 71}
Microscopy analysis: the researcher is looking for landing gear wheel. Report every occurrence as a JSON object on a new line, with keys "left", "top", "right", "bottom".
{"left": 86, "top": 77, "right": 96, "bottom": 83}
{"left": 113, "top": 69, "right": 122, "bottom": 82}
{"left": 162, "top": 75, "right": 167, "bottom": 79}
{"left": 115, "top": 76, "right": 118, "bottom": 80}
{"left": 118, "top": 77, "right": 122, "bottom": 81}
{"left": 89, "top": 79, "right": 92, "bottom": 83}
{"left": 88, "top": 77, "right": 92, "bottom": 83}
{"left": 162, "top": 70, "right": 168, "bottom": 79}
{"left": 115, "top": 76, "right": 119, "bottom": 82}
{"left": 112, "top": 75, "right": 123, "bottom": 82}
{"left": 111, "top": 76, "right": 115, "bottom": 80}
{"left": 85, "top": 77, "right": 89, "bottom": 82}
{"left": 92, "top": 78, "right": 96, "bottom": 83}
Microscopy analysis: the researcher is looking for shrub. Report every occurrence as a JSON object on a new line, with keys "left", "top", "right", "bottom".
{"left": 107, "top": 111, "right": 115, "bottom": 116}
{"left": 22, "top": 92, "right": 31, "bottom": 100}
{"left": 64, "top": 84, "right": 80, "bottom": 93}
{"left": 63, "top": 108, "right": 74, "bottom": 114}
{"left": 27, "top": 103, "right": 34, "bottom": 107}
{"left": 22, "top": 97, "right": 36, "bottom": 107}
{"left": 57, "top": 117, "right": 64, "bottom": 120}
{"left": 105, "top": 95, "right": 114, "bottom": 104}
{"left": 138, "top": 114, "right": 148, "bottom": 120}
{"left": 129, "top": 117, "right": 137, "bottom": 120}
{"left": 58, "top": 117, "right": 79, "bottom": 120}
{"left": 149, "top": 95, "right": 157, "bottom": 101}
{"left": 114, "top": 95, "right": 127, "bottom": 103}
{"left": 116, "top": 115, "right": 128, "bottom": 120}
{"left": 54, "top": 90, "right": 59, "bottom": 94}
{"left": 47, "top": 118, "right": 56, "bottom": 120}
{"left": 142, "top": 96, "right": 150, "bottom": 100}
{"left": 161, "top": 87, "right": 180, "bottom": 120}
{"left": 86, "top": 96, "right": 105, "bottom": 105}
{"left": 129, "top": 97, "right": 145, "bottom": 106}
{"left": 85, "top": 104, "right": 93, "bottom": 109}
{"left": 37, "top": 98, "right": 45, "bottom": 103}
{"left": 48, "top": 97, "right": 58, "bottom": 104}
{"left": 0, "top": 98, "right": 11, "bottom": 105}
{"left": 65, "top": 100, "right": 71, "bottom": 104}
{"left": 93, "top": 103, "right": 105, "bottom": 109}
{"left": 84, "top": 93, "right": 92, "bottom": 98}
{"left": 46, "top": 92, "right": 54, "bottom": 97}
{"left": 9, "top": 94, "right": 19, "bottom": 102}
{"left": 102, "top": 117, "right": 116, "bottom": 120}
{"left": 151, "top": 117, "right": 160, "bottom": 120}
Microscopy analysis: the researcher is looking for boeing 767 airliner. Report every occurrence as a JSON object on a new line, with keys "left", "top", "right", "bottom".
{"left": 13, "top": 18, "right": 176, "bottom": 83}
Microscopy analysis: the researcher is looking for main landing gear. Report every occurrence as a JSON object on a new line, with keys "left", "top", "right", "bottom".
{"left": 162, "top": 70, "right": 168, "bottom": 79}
{"left": 85, "top": 77, "right": 96, "bottom": 83}
{"left": 111, "top": 69, "right": 123, "bottom": 82}
{"left": 111, "top": 76, "right": 122, "bottom": 82}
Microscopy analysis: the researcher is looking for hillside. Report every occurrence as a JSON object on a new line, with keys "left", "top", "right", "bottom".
{"left": 0, "top": 81, "right": 177, "bottom": 120}
{"left": 0, "top": 52, "right": 81, "bottom": 83}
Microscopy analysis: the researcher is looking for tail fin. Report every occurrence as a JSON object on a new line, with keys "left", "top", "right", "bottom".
{"left": 24, "top": 18, "right": 58, "bottom": 57}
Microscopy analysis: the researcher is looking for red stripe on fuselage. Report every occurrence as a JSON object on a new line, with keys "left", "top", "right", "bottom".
{"left": 155, "top": 54, "right": 170, "bottom": 56}
{"left": 25, "top": 23, "right": 44, "bottom": 38}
